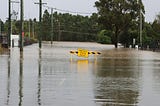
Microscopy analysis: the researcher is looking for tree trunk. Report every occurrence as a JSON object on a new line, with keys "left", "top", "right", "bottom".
{"left": 115, "top": 42, "right": 118, "bottom": 48}
{"left": 114, "top": 30, "right": 118, "bottom": 48}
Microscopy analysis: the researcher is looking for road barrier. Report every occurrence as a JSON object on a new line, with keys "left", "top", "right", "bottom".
{"left": 70, "top": 48, "right": 101, "bottom": 58}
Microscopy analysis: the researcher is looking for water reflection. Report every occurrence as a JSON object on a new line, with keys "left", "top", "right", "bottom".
{"left": 38, "top": 49, "right": 42, "bottom": 106}
{"left": 69, "top": 59, "right": 96, "bottom": 106}
{"left": 77, "top": 60, "right": 89, "bottom": 73}
{"left": 19, "top": 51, "right": 23, "bottom": 106}
{"left": 137, "top": 52, "right": 160, "bottom": 106}
{"left": 6, "top": 50, "right": 11, "bottom": 105}
{"left": 94, "top": 49, "right": 140, "bottom": 106}
{"left": 153, "top": 60, "right": 160, "bottom": 92}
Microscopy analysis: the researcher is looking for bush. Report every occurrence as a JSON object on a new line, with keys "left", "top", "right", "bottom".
{"left": 97, "top": 30, "right": 112, "bottom": 44}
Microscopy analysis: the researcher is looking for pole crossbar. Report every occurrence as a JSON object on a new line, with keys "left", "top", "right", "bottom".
{"left": 11, "top": 1, "right": 20, "bottom": 3}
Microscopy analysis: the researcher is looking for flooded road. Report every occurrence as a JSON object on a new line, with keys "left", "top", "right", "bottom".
{"left": 0, "top": 42, "right": 160, "bottom": 106}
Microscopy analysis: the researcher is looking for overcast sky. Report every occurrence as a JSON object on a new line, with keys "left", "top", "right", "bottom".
{"left": 0, "top": 0, "right": 160, "bottom": 22}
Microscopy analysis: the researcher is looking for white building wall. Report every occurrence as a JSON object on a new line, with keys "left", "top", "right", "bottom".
{"left": 11, "top": 35, "right": 19, "bottom": 47}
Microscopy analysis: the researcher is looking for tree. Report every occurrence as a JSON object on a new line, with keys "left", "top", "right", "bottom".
{"left": 118, "top": 20, "right": 139, "bottom": 47}
{"left": 42, "top": 10, "right": 51, "bottom": 41}
{"left": 97, "top": 30, "right": 112, "bottom": 44}
{"left": 95, "top": 0, "right": 145, "bottom": 48}
{"left": 152, "top": 18, "right": 160, "bottom": 39}
{"left": 0, "top": 20, "right": 5, "bottom": 34}
{"left": 32, "top": 9, "right": 101, "bottom": 42}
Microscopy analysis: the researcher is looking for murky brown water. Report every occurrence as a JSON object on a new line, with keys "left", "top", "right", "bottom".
{"left": 0, "top": 42, "right": 160, "bottom": 106}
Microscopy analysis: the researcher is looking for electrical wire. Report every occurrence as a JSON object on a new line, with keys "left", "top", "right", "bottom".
{"left": 43, "top": 5, "right": 94, "bottom": 15}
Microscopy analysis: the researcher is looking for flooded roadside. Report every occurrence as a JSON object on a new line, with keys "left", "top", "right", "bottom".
{"left": 94, "top": 48, "right": 160, "bottom": 106}
{"left": 0, "top": 42, "right": 160, "bottom": 106}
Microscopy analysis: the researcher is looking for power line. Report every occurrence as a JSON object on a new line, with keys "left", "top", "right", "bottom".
{"left": 43, "top": 5, "right": 94, "bottom": 15}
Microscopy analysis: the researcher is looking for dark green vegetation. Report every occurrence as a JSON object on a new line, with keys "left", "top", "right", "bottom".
{"left": 1, "top": 0, "right": 160, "bottom": 48}
{"left": 95, "top": 0, "right": 145, "bottom": 48}
{"left": 41, "top": 11, "right": 100, "bottom": 42}
{"left": 0, "top": 11, "right": 100, "bottom": 43}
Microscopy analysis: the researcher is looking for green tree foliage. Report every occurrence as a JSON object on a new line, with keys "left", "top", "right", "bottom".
{"left": 119, "top": 21, "right": 139, "bottom": 47}
{"left": 2, "top": 11, "right": 100, "bottom": 43}
{"left": 4, "top": 20, "right": 9, "bottom": 34}
{"left": 152, "top": 17, "right": 160, "bottom": 39}
{"left": 42, "top": 10, "right": 51, "bottom": 41}
{"left": 11, "top": 21, "right": 19, "bottom": 34}
{"left": 0, "top": 20, "right": 5, "bottom": 34}
{"left": 95, "top": 0, "right": 145, "bottom": 48}
{"left": 41, "top": 10, "right": 100, "bottom": 42}
{"left": 97, "top": 30, "right": 112, "bottom": 44}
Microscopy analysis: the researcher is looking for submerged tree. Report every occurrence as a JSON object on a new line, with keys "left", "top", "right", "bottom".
{"left": 95, "top": 0, "right": 145, "bottom": 48}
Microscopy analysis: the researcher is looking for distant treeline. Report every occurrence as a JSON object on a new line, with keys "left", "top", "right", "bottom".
{"left": 0, "top": 11, "right": 100, "bottom": 43}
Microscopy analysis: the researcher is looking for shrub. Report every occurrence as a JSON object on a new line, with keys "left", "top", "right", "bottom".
{"left": 97, "top": 30, "right": 112, "bottom": 44}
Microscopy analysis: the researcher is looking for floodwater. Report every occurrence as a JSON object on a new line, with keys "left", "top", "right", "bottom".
{"left": 0, "top": 42, "right": 160, "bottom": 106}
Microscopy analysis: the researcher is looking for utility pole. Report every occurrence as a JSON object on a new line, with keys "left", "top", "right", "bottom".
{"left": 28, "top": 19, "right": 31, "bottom": 39}
{"left": 0, "top": 19, "right": 1, "bottom": 35}
{"left": 138, "top": 0, "right": 142, "bottom": 48}
{"left": 35, "top": 0, "right": 47, "bottom": 49}
{"left": 20, "top": 0, "right": 24, "bottom": 52}
{"left": 140, "top": 9, "right": 142, "bottom": 48}
{"left": 8, "top": 0, "right": 11, "bottom": 48}
{"left": 57, "top": 21, "right": 61, "bottom": 41}
{"left": 32, "top": 21, "right": 35, "bottom": 39}
{"left": 51, "top": 8, "right": 53, "bottom": 44}
{"left": 39, "top": 0, "right": 42, "bottom": 48}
